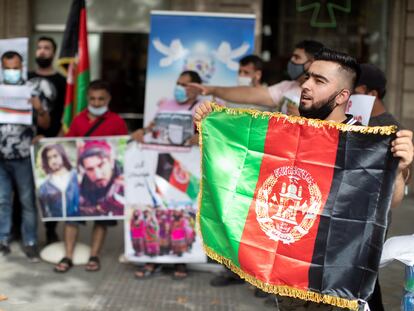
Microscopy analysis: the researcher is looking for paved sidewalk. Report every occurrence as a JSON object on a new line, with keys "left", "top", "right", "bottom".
{"left": 0, "top": 198, "right": 413, "bottom": 311}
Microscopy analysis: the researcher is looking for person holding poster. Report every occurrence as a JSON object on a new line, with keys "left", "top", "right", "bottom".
{"left": 354, "top": 63, "right": 412, "bottom": 310}
{"left": 190, "top": 40, "right": 324, "bottom": 115}
{"left": 226, "top": 54, "right": 269, "bottom": 112}
{"left": 354, "top": 64, "right": 411, "bottom": 208}
{"left": 38, "top": 144, "right": 79, "bottom": 218}
{"left": 29, "top": 36, "right": 67, "bottom": 244}
{"left": 54, "top": 80, "right": 128, "bottom": 273}
{"left": 132, "top": 71, "right": 203, "bottom": 280}
{"left": 131, "top": 70, "right": 202, "bottom": 146}
{"left": 0, "top": 51, "right": 50, "bottom": 261}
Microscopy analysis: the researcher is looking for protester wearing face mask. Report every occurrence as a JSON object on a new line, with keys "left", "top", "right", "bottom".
{"left": 131, "top": 70, "right": 202, "bottom": 280}
{"left": 237, "top": 55, "right": 263, "bottom": 87}
{"left": 226, "top": 55, "right": 270, "bottom": 112}
{"left": 131, "top": 70, "right": 202, "bottom": 145}
{"left": 162, "top": 70, "right": 202, "bottom": 113}
{"left": 188, "top": 40, "right": 324, "bottom": 116}
{"left": 0, "top": 50, "right": 50, "bottom": 262}
{"left": 53, "top": 80, "right": 127, "bottom": 273}
{"left": 65, "top": 80, "right": 128, "bottom": 137}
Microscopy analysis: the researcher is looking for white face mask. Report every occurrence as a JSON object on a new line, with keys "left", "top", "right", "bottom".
{"left": 88, "top": 105, "right": 108, "bottom": 116}
{"left": 237, "top": 76, "right": 253, "bottom": 86}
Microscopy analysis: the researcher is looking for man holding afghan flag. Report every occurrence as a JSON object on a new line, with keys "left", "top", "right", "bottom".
{"left": 195, "top": 48, "right": 413, "bottom": 310}
{"left": 58, "top": 0, "right": 90, "bottom": 132}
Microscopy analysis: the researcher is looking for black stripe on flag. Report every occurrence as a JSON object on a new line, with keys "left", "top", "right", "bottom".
{"left": 308, "top": 130, "right": 398, "bottom": 301}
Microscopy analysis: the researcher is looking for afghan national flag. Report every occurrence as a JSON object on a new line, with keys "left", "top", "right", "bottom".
{"left": 156, "top": 153, "right": 199, "bottom": 200}
{"left": 199, "top": 104, "right": 398, "bottom": 310}
{"left": 58, "top": 0, "right": 90, "bottom": 132}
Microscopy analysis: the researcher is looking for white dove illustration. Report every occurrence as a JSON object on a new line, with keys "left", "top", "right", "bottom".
{"left": 152, "top": 38, "right": 188, "bottom": 67}
{"left": 212, "top": 41, "right": 250, "bottom": 70}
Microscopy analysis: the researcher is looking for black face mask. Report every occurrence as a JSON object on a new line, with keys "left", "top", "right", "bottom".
{"left": 35, "top": 57, "right": 53, "bottom": 68}
{"left": 299, "top": 90, "right": 342, "bottom": 120}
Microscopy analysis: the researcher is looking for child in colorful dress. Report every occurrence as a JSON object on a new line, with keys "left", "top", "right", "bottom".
{"left": 130, "top": 210, "right": 145, "bottom": 256}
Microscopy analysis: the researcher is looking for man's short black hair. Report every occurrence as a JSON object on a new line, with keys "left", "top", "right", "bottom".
{"left": 356, "top": 63, "right": 387, "bottom": 99}
{"left": 314, "top": 47, "right": 361, "bottom": 89}
{"left": 239, "top": 54, "right": 264, "bottom": 71}
{"left": 180, "top": 70, "right": 202, "bottom": 84}
{"left": 37, "top": 36, "right": 57, "bottom": 53}
{"left": 87, "top": 79, "right": 111, "bottom": 94}
{"left": 295, "top": 40, "right": 324, "bottom": 59}
{"left": 1, "top": 51, "right": 23, "bottom": 63}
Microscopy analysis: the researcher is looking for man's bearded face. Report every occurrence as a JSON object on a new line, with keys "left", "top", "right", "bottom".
{"left": 82, "top": 155, "right": 113, "bottom": 188}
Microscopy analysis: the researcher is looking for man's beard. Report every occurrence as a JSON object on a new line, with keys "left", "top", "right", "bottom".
{"left": 299, "top": 91, "right": 339, "bottom": 120}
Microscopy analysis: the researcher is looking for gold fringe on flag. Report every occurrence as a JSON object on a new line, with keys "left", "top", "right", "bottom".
{"left": 204, "top": 102, "right": 397, "bottom": 135}
{"left": 202, "top": 244, "right": 360, "bottom": 310}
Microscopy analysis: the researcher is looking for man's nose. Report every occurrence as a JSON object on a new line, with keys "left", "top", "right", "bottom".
{"left": 94, "top": 168, "right": 104, "bottom": 179}
{"left": 301, "top": 79, "right": 311, "bottom": 90}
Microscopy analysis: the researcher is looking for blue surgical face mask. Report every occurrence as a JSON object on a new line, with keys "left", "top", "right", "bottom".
{"left": 2, "top": 69, "right": 22, "bottom": 84}
{"left": 287, "top": 61, "right": 306, "bottom": 80}
{"left": 88, "top": 105, "right": 108, "bottom": 116}
{"left": 174, "top": 85, "right": 188, "bottom": 103}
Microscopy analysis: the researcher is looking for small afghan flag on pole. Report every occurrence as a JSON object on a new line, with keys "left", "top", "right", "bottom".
{"left": 198, "top": 104, "right": 398, "bottom": 310}
{"left": 58, "top": 0, "right": 90, "bottom": 132}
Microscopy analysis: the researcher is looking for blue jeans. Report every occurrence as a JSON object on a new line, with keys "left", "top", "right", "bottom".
{"left": 0, "top": 158, "right": 37, "bottom": 245}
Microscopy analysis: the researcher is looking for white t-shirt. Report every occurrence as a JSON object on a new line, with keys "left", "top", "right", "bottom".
{"left": 267, "top": 80, "right": 301, "bottom": 110}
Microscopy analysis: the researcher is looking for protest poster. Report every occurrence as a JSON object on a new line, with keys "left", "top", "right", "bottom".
{"left": 144, "top": 11, "right": 255, "bottom": 138}
{"left": 279, "top": 89, "right": 301, "bottom": 115}
{"left": 32, "top": 136, "right": 129, "bottom": 221}
{"left": 0, "top": 37, "right": 29, "bottom": 82}
{"left": 0, "top": 85, "right": 32, "bottom": 125}
{"left": 143, "top": 111, "right": 194, "bottom": 146}
{"left": 345, "top": 94, "right": 375, "bottom": 125}
{"left": 124, "top": 142, "right": 206, "bottom": 263}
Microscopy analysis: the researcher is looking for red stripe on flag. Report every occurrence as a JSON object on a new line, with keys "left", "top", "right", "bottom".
{"left": 64, "top": 62, "right": 75, "bottom": 108}
{"left": 238, "top": 119, "right": 339, "bottom": 289}
{"left": 77, "top": 8, "right": 89, "bottom": 73}
{"left": 169, "top": 161, "right": 190, "bottom": 193}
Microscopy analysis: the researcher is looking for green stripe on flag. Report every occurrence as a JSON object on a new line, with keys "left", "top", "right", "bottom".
{"left": 63, "top": 104, "right": 73, "bottom": 131}
{"left": 187, "top": 175, "right": 200, "bottom": 200}
{"left": 76, "top": 70, "right": 90, "bottom": 114}
{"left": 200, "top": 111, "right": 268, "bottom": 267}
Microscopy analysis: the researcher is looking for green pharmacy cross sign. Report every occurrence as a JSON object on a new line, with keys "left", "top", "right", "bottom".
{"left": 296, "top": 0, "right": 351, "bottom": 28}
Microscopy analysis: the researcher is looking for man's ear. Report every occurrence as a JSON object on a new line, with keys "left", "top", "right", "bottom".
{"left": 336, "top": 89, "right": 352, "bottom": 106}
{"left": 368, "top": 89, "right": 379, "bottom": 98}
{"left": 255, "top": 71, "right": 262, "bottom": 84}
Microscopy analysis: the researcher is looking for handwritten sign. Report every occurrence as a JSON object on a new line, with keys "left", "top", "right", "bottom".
{"left": 345, "top": 94, "right": 375, "bottom": 126}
